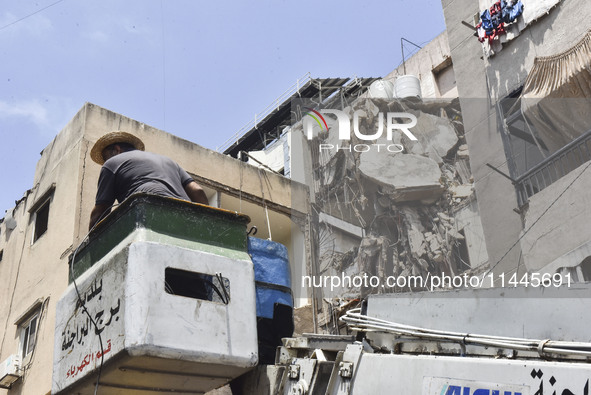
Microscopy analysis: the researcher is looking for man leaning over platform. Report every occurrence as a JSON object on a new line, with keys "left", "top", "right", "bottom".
{"left": 88, "top": 131, "right": 209, "bottom": 230}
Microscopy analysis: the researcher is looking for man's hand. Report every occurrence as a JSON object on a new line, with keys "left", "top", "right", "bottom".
{"left": 184, "top": 181, "right": 209, "bottom": 205}
{"left": 89, "top": 204, "right": 111, "bottom": 230}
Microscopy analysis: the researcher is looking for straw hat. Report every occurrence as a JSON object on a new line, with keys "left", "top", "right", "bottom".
{"left": 90, "top": 131, "right": 145, "bottom": 165}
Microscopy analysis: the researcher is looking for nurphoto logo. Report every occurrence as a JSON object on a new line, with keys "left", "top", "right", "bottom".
{"left": 303, "top": 107, "right": 418, "bottom": 153}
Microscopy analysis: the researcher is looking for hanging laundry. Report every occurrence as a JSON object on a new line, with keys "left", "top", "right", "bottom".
{"left": 501, "top": 0, "right": 524, "bottom": 23}
{"left": 477, "top": 0, "right": 522, "bottom": 44}
{"left": 490, "top": 2, "right": 503, "bottom": 29}
{"left": 489, "top": 1, "right": 506, "bottom": 40}
{"left": 479, "top": 9, "right": 494, "bottom": 35}
{"left": 477, "top": 25, "right": 487, "bottom": 43}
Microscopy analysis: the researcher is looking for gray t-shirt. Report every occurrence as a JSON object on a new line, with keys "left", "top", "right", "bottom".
{"left": 95, "top": 150, "right": 193, "bottom": 205}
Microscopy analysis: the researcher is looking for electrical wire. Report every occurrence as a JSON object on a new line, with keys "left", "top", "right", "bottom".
{"left": 0, "top": 205, "right": 30, "bottom": 359}
{"left": 19, "top": 297, "right": 50, "bottom": 379}
{"left": 483, "top": 159, "right": 591, "bottom": 276}
{"left": 0, "top": 0, "right": 67, "bottom": 32}
{"left": 164, "top": 274, "right": 229, "bottom": 305}
{"left": 341, "top": 308, "right": 591, "bottom": 359}
{"left": 215, "top": 273, "right": 230, "bottom": 305}
{"left": 256, "top": 168, "right": 273, "bottom": 240}
{"left": 69, "top": 203, "right": 119, "bottom": 395}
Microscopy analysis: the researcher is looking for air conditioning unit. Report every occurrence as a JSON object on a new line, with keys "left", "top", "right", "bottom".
{"left": 0, "top": 354, "right": 21, "bottom": 389}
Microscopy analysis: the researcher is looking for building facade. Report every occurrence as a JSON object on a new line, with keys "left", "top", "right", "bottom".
{"left": 442, "top": 0, "right": 591, "bottom": 278}
{"left": 0, "top": 103, "right": 309, "bottom": 394}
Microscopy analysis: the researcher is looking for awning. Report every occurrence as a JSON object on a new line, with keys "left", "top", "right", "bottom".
{"left": 521, "top": 29, "right": 591, "bottom": 153}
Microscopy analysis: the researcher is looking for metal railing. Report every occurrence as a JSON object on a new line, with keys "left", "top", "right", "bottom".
{"left": 515, "top": 129, "right": 591, "bottom": 206}
{"left": 216, "top": 72, "right": 313, "bottom": 153}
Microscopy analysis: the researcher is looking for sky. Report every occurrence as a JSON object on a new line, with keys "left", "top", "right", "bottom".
{"left": 0, "top": 0, "right": 446, "bottom": 216}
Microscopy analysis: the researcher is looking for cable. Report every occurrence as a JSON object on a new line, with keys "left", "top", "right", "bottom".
{"left": 69, "top": 203, "right": 119, "bottom": 395}
{"left": 484, "top": 159, "right": 591, "bottom": 276}
{"left": 341, "top": 309, "right": 591, "bottom": 359}
{"left": 257, "top": 169, "right": 272, "bottom": 240}
{"left": 20, "top": 297, "right": 50, "bottom": 375}
{"left": 239, "top": 161, "right": 244, "bottom": 213}
{"left": 215, "top": 273, "right": 230, "bottom": 305}
{"left": 164, "top": 275, "right": 229, "bottom": 305}
{"left": 0, "top": 205, "right": 30, "bottom": 358}
{"left": 0, "top": 0, "right": 67, "bottom": 32}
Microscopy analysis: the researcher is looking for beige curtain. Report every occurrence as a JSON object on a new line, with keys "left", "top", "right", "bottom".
{"left": 521, "top": 30, "right": 591, "bottom": 153}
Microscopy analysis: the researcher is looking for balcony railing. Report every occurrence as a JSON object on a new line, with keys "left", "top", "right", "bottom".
{"left": 515, "top": 129, "right": 591, "bottom": 206}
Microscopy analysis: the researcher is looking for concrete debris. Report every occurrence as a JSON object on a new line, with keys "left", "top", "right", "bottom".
{"left": 356, "top": 235, "right": 390, "bottom": 294}
{"left": 305, "top": 98, "right": 483, "bottom": 323}
{"left": 437, "top": 212, "right": 452, "bottom": 223}
{"left": 322, "top": 151, "right": 347, "bottom": 187}
{"left": 293, "top": 305, "right": 315, "bottom": 336}
{"left": 457, "top": 144, "right": 470, "bottom": 158}
{"left": 404, "top": 111, "right": 459, "bottom": 164}
{"left": 359, "top": 152, "right": 444, "bottom": 203}
{"left": 455, "top": 159, "right": 472, "bottom": 184}
{"left": 447, "top": 227, "right": 465, "bottom": 240}
{"left": 450, "top": 184, "right": 473, "bottom": 198}
{"left": 443, "top": 167, "right": 457, "bottom": 182}
{"left": 426, "top": 232, "right": 443, "bottom": 253}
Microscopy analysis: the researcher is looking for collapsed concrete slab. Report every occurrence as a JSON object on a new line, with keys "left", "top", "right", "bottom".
{"left": 404, "top": 112, "right": 459, "bottom": 164}
{"left": 359, "top": 152, "right": 444, "bottom": 203}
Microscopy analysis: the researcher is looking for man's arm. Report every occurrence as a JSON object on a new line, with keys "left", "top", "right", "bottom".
{"left": 89, "top": 204, "right": 111, "bottom": 230}
{"left": 184, "top": 181, "right": 209, "bottom": 205}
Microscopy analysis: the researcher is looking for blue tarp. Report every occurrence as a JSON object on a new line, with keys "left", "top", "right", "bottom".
{"left": 248, "top": 237, "right": 293, "bottom": 319}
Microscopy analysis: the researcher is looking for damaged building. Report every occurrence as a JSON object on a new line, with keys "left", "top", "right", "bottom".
{"left": 291, "top": 96, "right": 488, "bottom": 333}
{"left": 220, "top": 41, "right": 488, "bottom": 334}
{"left": 2, "top": 0, "right": 590, "bottom": 392}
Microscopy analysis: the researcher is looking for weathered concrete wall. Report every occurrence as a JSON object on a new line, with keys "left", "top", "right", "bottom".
{"left": 248, "top": 132, "right": 289, "bottom": 174}
{"left": 442, "top": 0, "right": 591, "bottom": 275}
{"left": 79, "top": 103, "right": 308, "bottom": 235}
{"left": 454, "top": 199, "right": 489, "bottom": 268}
{"left": 486, "top": 0, "right": 591, "bottom": 101}
{"left": 442, "top": 0, "right": 525, "bottom": 276}
{"left": 384, "top": 31, "right": 458, "bottom": 99}
{"left": 0, "top": 102, "right": 310, "bottom": 394}
{"left": 521, "top": 162, "right": 591, "bottom": 273}
{"left": 0, "top": 110, "right": 86, "bottom": 395}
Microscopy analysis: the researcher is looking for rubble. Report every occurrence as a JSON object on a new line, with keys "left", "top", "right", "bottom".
{"left": 403, "top": 111, "right": 459, "bottom": 164}
{"left": 457, "top": 144, "right": 470, "bottom": 158}
{"left": 302, "top": 98, "right": 485, "bottom": 333}
{"left": 450, "top": 184, "right": 473, "bottom": 198}
{"left": 359, "top": 152, "right": 444, "bottom": 203}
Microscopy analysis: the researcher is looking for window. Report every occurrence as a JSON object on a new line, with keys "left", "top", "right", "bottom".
{"left": 33, "top": 200, "right": 50, "bottom": 242}
{"left": 20, "top": 314, "right": 38, "bottom": 359}
{"left": 14, "top": 299, "right": 44, "bottom": 362}
{"left": 165, "top": 267, "right": 230, "bottom": 304}
{"left": 28, "top": 184, "right": 55, "bottom": 243}
{"left": 0, "top": 249, "right": 3, "bottom": 262}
